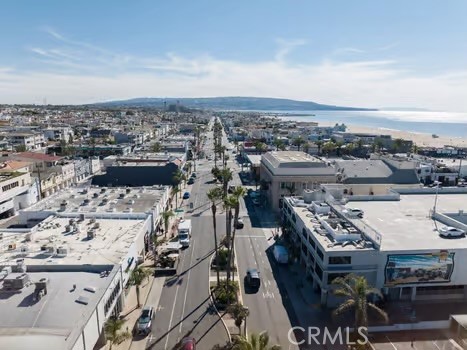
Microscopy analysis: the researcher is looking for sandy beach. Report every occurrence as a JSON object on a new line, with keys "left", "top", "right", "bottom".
{"left": 320, "top": 123, "right": 467, "bottom": 148}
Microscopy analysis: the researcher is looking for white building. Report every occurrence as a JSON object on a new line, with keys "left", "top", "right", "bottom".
{"left": 282, "top": 188, "right": 467, "bottom": 309}
{"left": 260, "top": 151, "right": 336, "bottom": 212}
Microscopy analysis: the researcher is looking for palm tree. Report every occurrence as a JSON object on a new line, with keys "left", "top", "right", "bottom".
{"left": 272, "top": 138, "right": 284, "bottom": 151}
{"left": 232, "top": 331, "right": 281, "bottom": 350}
{"left": 171, "top": 187, "right": 180, "bottom": 208}
{"left": 227, "top": 186, "right": 246, "bottom": 283}
{"left": 161, "top": 210, "right": 174, "bottom": 238}
{"left": 219, "top": 167, "right": 233, "bottom": 197}
{"left": 393, "top": 138, "right": 405, "bottom": 153}
{"left": 315, "top": 140, "right": 323, "bottom": 155}
{"left": 254, "top": 141, "right": 267, "bottom": 154}
{"left": 104, "top": 317, "right": 131, "bottom": 350}
{"left": 223, "top": 195, "right": 237, "bottom": 281}
{"left": 207, "top": 187, "right": 224, "bottom": 286}
{"left": 172, "top": 169, "right": 183, "bottom": 188}
{"left": 332, "top": 274, "right": 388, "bottom": 343}
{"left": 129, "top": 266, "right": 152, "bottom": 308}
{"left": 228, "top": 302, "right": 250, "bottom": 335}
{"left": 292, "top": 136, "right": 305, "bottom": 151}
{"left": 302, "top": 142, "right": 311, "bottom": 154}
{"left": 322, "top": 141, "right": 337, "bottom": 155}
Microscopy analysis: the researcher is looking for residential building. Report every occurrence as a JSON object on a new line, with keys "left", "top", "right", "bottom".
{"left": 9, "top": 132, "right": 46, "bottom": 151}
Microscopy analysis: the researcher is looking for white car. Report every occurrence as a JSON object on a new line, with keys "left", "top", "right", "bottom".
{"left": 343, "top": 208, "right": 364, "bottom": 218}
{"left": 439, "top": 226, "right": 466, "bottom": 238}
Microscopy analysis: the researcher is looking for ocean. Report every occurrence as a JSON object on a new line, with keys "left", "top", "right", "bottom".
{"left": 254, "top": 110, "right": 467, "bottom": 138}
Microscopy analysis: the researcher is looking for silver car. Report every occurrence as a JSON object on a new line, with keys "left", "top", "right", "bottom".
{"left": 136, "top": 306, "right": 154, "bottom": 335}
{"left": 439, "top": 226, "right": 465, "bottom": 238}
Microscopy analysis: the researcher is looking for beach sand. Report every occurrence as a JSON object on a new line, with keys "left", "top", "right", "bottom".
{"left": 321, "top": 123, "right": 467, "bottom": 148}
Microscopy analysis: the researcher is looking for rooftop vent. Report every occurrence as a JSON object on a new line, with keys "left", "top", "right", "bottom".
{"left": 84, "top": 286, "right": 96, "bottom": 293}
{"left": 75, "top": 295, "right": 90, "bottom": 305}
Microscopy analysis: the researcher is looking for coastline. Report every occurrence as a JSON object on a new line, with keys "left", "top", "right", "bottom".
{"left": 319, "top": 122, "right": 467, "bottom": 148}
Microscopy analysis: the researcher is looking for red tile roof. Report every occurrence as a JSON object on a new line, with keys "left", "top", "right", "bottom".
{"left": 14, "top": 152, "right": 63, "bottom": 162}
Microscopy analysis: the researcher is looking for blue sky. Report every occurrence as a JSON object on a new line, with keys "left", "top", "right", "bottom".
{"left": 1, "top": 0, "right": 467, "bottom": 112}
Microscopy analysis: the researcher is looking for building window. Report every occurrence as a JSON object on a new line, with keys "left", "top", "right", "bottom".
{"left": 2, "top": 181, "right": 19, "bottom": 192}
{"left": 317, "top": 248, "right": 324, "bottom": 261}
{"left": 308, "top": 236, "right": 315, "bottom": 249}
{"left": 416, "top": 285, "right": 464, "bottom": 296}
{"left": 315, "top": 264, "right": 323, "bottom": 280}
{"left": 280, "top": 182, "right": 286, "bottom": 189}
{"left": 309, "top": 253, "right": 315, "bottom": 265}
{"left": 329, "top": 256, "right": 352, "bottom": 265}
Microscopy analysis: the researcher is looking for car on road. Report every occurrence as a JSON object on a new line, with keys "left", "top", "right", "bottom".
{"left": 252, "top": 198, "right": 260, "bottom": 206}
{"left": 183, "top": 192, "right": 190, "bottom": 199}
{"left": 235, "top": 218, "right": 244, "bottom": 229}
{"left": 439, "top": 226, "right": 466, "bottom": 238}
{"left": 136, "top": 306, "right": 154, "bottom": 335}
{"left": 180, "top": 337, "right": 196, "bottom": 350}
{"left": 187, "top": 178, "right": 195, "bottom": 185}
{"left": 191, "top": 172, "right": 197, "bottom": 178}
{"left": 245, "top": 268, "right": 261, "bottom": 291}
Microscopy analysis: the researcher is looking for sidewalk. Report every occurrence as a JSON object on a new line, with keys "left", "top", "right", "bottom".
{"left": 98, "top": 259, "right": 165, "bottom": 350}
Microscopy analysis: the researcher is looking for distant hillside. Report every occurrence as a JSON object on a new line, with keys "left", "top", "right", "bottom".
{"left": 92, "top": 96, "right": 377, "bottom": 111}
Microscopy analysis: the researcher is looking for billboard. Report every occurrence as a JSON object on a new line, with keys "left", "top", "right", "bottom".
{"left": 385, "top": 251, "right": 454, "bottom": 286}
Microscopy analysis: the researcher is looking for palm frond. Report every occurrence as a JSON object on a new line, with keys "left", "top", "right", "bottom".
{"left": 368, "top": 302, "right": 389, "bottom": 323}
{"left": 333, "top": 299, "right": 355, "bottom": 317}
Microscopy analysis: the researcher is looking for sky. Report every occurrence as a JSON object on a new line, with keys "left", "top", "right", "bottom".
{"left": 1, "top": 0, "right": 467, "bottom": 112}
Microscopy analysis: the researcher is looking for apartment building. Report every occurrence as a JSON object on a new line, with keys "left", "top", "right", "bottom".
{"left": 260, "top": 151, "right": 336, "bottom": 212}
{"left": 9, "top": 132, "right": 46, "bottom": 150}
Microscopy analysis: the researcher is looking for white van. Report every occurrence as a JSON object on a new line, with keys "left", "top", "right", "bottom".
{"left": 178, "top": 219, "right": 192, "bottom": 247}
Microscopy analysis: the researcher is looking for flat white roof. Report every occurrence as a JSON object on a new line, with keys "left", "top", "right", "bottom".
{"left": 0, "top": 216, "right": 147, "bottom": 266}
{"left": 349, "top": 194, "right": 467, "bottom": 251}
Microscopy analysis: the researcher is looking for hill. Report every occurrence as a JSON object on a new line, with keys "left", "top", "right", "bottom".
{"left": 92, "top": 96, "right": 376, "bottom": 111}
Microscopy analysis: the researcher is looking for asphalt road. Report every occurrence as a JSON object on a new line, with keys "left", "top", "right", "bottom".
{"left": 147, "top": 126, "right": 229, "bottom": 350}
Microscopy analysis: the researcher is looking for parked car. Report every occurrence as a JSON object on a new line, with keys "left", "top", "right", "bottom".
{"left": 439, "top": 226, "right": 466, "bottom": 238}
{"left": 245, "top": 268, "right": 261, "bottom": 290}
{"left": 136, "top": 306, "right": 154, "bottom": 335}
{"left": 191, "top": 173, "right": 197, "bottom": 178}
{"left": 235, "top": 218, "right": 244, "bottom": 229}
{"left": 187, "top": 178, "right": 195, "bottom": 185}
{"left": 183, "top": 192, "right": 190, "bottom": 199}
{"left": 180, "top": 337, "right": 196, "bottom": 350}
{"left": 343, "top": 208, "right": 364, "bottom": 218}
{"left": 252, "top": 198, "right": 260, "bottom": 206}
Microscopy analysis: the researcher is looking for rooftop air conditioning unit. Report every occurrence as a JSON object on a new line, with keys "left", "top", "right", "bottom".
{"left": 87, "top": 229, "right": 95, "bottom": 239}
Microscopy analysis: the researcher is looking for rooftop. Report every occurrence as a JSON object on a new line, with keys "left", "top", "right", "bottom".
{"left": 25, "top": 186, "right": 168, "bottom": 214}
{"left": 346, "top": 193, "right": 467, "bottom": 251}
{"left": 0, "top": 270, "right": 115, "bottom": 350}
{"left": 0, "top": 216, "right": 147, "bottom": 266}
{"left": 12, "top": 152, "right": 63, "bottom": 162}
{"left": 262, "top": 151, "right": 335, "bottom": 177}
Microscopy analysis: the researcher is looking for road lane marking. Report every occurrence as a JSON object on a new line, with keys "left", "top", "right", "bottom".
{"left": 385, "top": 335, "right": 397, "bottom": 350}
{"left": 165, "top": 279, "right": 181, "bottom": 349}
{"left": 179, "top": 240, "right": 196, "bottom": 333}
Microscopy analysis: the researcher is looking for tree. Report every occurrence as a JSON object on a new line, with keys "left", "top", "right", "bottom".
{"left": 272, "top": 138, "right": 284, "bottom": 151}
{"left": 254, "top": 141, "right": 267, "bottom": 154}
{"left": 302, "top": 142, "right": 311, "bottom": 154}
{"left": 373, "top": 139, "right": 384, "bottom": 153}
{"left": 393, "top": 138, "right": 404, "bottom": 153}
{"left": 315, "top": 140, "right": 323, "bottom": 155}
{"left": 322, "top": 141, "right": 337, "bottom": 155}
{"left": 332, "top": 274, "right": 388, "bottom": 345}
{"left": 104, "top": 317, "right": 131, "bottom": 350}
{"left": 284, "top": 184, "right": 296, "bottom": 196}
{"left": 129, "top": 266, "right": 152, "bottom": 308}
{"left": 226, "top": 186, "right": 246, "bottom": 283}
{"left": 232, "top": 331, "right": 281, "bottom": 350}
{"left": 207, "top": 187, "right": 224, "bottom": 286}
{"left": 172, "top": 169, "right": 183, "bottom": 188}
{"left": 292, "top": 136, "right": 305, "bottom": 151}
{"left": 161, "top": 210, "right": 174, "bottom": 238}
{"left": 151, "top": 142, "right": 162, "bottom": 153}
{"left": 228, "top": 302, "right": 250, "bottom": 335}
{"left": 219, "top": 167, "right": 233, "bottom": 198}
{"left": 223, "top": 195, "right": 237, "bottom": 281}
{"left": 171, "top": 186, "right": 180, "bottom": 208}
{"left": 14, "top": 144, "right": 27, "bottom": 152}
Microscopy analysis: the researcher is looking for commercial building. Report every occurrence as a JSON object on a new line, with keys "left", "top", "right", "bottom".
{"left": 260, "top": 151, "right": 336, "bottom": 212}
{"left": 0, "top": 215, "right": 150, "bottom": 350}
{"left": 282, "top": 187, "right": 467, "bottom": 310}
{"left": 93, "top": 153, "right": 185, "bottom": 187}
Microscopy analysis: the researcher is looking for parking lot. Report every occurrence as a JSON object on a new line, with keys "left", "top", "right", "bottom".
{"left": 370, "top": 330, "right": 465, "bottom": 350}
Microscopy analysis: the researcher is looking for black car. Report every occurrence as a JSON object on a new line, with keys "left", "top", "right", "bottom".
{"left": 245, "top": 268, "right": 260, "bottom": 290}
{"left": 187, "top": 178, "right": 195, "bottom": 185}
